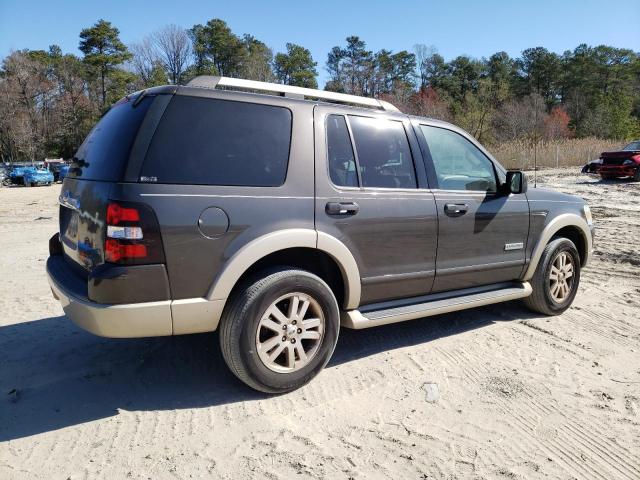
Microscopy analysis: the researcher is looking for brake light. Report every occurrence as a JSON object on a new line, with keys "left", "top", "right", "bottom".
{"left": 104, "top": 201, "right": 164, "bottom": 265}
{"left": 107, "top": 203, "right": 140, "bottom": 224}
{"left": 105, "top": 239, "right": 147, "bottom": 262}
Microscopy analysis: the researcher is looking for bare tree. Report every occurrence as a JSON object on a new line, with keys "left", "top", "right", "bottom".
{"left": 0, "top": 51, "right": 50, "bottom": 160}
{"left": 493, "top": 93, "right": 547, "bottom": 142}
{"left": 152, "top": 24, "right": 191, "bottom": 84}
{"left": 414, "top": 44, "right": 438, "bottom": 89}
{"left": 129, "top": 38, "right": 159, "bottom": 86}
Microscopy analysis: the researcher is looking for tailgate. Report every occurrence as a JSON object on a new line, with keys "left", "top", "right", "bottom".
{"left": 57, "top": 92, "right": 158, "bottom": 272}
{"left": 59, "top": 178, "right": 112, "bottom": 272}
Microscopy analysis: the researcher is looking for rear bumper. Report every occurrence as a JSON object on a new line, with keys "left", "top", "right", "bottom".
{"left": 46, "top": 253, "right": 226, "bottom": 337}
{"left": 47, "top": 256, "right": 173, "bottom": 338}
{"left": 599, "top": 165, "right": 637, "bottom": 177}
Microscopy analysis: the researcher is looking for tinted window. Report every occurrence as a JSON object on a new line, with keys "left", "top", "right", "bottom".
{"left": 420, "top": 125, "right": 497, "bottom": 192}
{"left": 326, "top": 115, "right": 357, "bottom": 187}
{"left": 68, "top": 95, "right": 153, "bottom": 181}
{"left": 349, "top": 116, "right": 416, "bottom": 189}
{"left": 142, "top": 96, "right": 292, "bottom": 186}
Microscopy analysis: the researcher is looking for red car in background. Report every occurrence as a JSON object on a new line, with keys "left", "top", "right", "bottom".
{"left": 582, "top": 141, "right": 640, "bottom": 181}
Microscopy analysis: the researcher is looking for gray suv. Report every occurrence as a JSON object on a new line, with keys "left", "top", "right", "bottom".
{"left": 47, "top": 76, "right": 594, "bottom": 393}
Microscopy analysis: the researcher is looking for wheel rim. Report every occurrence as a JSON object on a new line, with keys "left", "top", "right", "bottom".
{"left": 549, "top": 251, "right": 575, "bottom": 303}
{"left": 255, "top": 292, "right": 325, "bottom": 373}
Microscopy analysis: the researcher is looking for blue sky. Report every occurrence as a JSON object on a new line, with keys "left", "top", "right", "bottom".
{"left": 1, "top": 0, "right": 638, "bottom": 86}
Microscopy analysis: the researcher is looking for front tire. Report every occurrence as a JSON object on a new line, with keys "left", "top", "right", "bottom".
{"left": 219, "top": 268, "right": 340, "bottom": 393}
{"left": 633, "top": 168, "right": 640, "bottom": 182}
{"left": 524, "top": 238, "right": 581, "bottom": 316}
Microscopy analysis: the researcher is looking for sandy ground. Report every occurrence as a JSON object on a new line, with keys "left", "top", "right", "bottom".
{"left": 0, "top": 169, "right": 639, "bottom": 480}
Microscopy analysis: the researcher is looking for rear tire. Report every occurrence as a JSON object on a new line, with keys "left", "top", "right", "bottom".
{"left": 524, "top": 238, "right": 581, "bottom": 316}
{"left": 219, "top": 268, "right": 340, "bottom": 393}
{"left": 633, "top": 168, "right": 640, "bottom": 182}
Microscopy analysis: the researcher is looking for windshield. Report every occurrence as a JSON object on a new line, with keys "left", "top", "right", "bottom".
{"left": 622, "top": 141, "right": 640, "bottom": 151}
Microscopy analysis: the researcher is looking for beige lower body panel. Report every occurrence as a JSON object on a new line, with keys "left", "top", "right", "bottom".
{"left": 48, "top": 270, "right": 225, "bottom": 338}
{"left": 171, "top": 298, "right": 226, "bottom": 335}
{"left": 48, "top": 273, "right": 173, "bottom": 338}
{"left": 342, "top": 282, "right": 532, "bottom": 329}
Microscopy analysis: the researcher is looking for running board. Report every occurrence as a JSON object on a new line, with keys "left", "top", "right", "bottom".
{"left": 342, "top": 282, "right": 532, "bottom": 329}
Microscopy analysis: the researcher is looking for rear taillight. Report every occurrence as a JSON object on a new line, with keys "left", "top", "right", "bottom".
{"left": 107, "top": 203, "right": 140, "bottom": 224}
{"left": 104, "top": 201, "right": 165, "bottom": 265}
{"left": 105, "top": 239, "right": 147, "bottom": 262}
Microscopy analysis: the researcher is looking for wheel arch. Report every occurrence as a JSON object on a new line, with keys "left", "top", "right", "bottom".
{"left": 206, "top": 229, "right": 361, "bottom": 310}
{"left": 552, "top": 226, "right": 587, "bottom": 265}
{"left": 523, "top": 213, "right": 592, "bottom": 281}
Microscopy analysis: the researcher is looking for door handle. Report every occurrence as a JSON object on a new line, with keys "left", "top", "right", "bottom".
{"left": 326, "top": 202, "right": 359, "bottom": 216}
{"left": 444, "top": 203, "right": 468, "bottom": 217}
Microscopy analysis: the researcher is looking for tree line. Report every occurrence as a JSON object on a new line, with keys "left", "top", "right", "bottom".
{"left": 1, "top": 17, "right": 638, "bottom": 162}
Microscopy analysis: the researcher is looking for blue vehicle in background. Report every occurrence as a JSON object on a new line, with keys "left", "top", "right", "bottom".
{"left": 58, "top": 164, "right": 70, "bottom": 181}
{"left": 24, "top": 168, "right": 54, "bottom": 186}
{"left": 7, "top": 166, "right": 38, "bottom": 185}
{"left": 45, "top": 161, "right": 69, "bottom": 182}
{"left": 2, "top": 164, "right": 57, "bottom": 186}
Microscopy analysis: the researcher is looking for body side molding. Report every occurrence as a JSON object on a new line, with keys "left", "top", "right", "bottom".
{"left": 522, "top": 213, "right": 592, "bottom": 281}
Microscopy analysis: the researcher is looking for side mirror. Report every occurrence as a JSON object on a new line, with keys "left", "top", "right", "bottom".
{"left": 503, "top": 170, "right": 527, "bottom": 195}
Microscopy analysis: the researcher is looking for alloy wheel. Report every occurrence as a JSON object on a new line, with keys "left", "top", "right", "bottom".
{"left": 549, "top": 251, "right": 575, "bottom": 303}
{"left": 255, "top": 292, "right": 325, "bottom": 373}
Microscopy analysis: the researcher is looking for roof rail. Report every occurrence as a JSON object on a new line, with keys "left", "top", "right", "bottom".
{"left": 186, "top": 76, "right": 400, "bottom": 112}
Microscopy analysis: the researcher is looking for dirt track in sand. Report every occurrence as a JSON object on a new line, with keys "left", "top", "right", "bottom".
{"left": 0, "top": 169, "right": 639, "bottom": 479}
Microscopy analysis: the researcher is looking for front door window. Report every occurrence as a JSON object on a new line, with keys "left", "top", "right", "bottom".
{"left": 420, "top": 125, "right": 497, "bottom": 192}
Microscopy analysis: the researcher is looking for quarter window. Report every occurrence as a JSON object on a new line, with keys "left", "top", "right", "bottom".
{"left": 420, "top": 125, "right": 497, "bottom": 192}
{"left": 142, "top": 96, "right": 292, "bottom": 186}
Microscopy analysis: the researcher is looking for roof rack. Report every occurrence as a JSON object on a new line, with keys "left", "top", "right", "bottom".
{"left": 186, "top": 76, "right": 400, "bottom": 112}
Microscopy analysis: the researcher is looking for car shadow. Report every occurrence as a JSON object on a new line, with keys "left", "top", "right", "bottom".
{"left": 0, "top": 301, "right": 539, "bottom": 441}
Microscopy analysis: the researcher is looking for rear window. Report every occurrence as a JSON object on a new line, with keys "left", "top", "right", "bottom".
{"left": 68, "top": 95, "right": 153, "bottom": 181}
{"left": 141, "top": 96, "right": 292, "bottom": 186}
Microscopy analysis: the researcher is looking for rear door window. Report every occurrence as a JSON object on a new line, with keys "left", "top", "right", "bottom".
{"left": 326, "top": 115, "right": 358, "bottom": 187}
{"left": 68, "top": 95, "right": 153, "bottom": 181}
{"left": 348, "top": 115, "right": 417, "bottom": 189}
{"left": 141, "top": 96, "right": 292, "bottom": 186}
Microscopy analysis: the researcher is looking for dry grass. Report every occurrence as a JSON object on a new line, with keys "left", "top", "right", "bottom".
{"left": 488, "top": 137, "right": 622, "bottom": 170}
